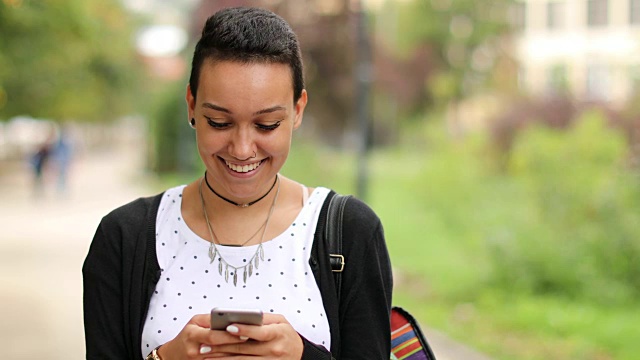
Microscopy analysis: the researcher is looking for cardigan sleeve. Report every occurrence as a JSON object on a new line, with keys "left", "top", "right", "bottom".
{"left": 83, "top": 194, "right": 160, "bottom": 360}
{"left": 338, "top": 200, "right": 393, "bottom": 360}
{"left": 301, "top": 336, "right": 334, "bottom": 359}
{"left": 83, "top": 219, "right": 129, "bottom": 359}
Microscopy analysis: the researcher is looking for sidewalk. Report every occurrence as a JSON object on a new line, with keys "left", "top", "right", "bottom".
{"left": 0, "top": 144, "right": 151, "bottom": 360}
{"left": 0, "top": 143, "right": 493, "bottom": 360}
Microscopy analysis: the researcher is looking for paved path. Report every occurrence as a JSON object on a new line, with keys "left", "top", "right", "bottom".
{"left": 0, "top": 142, "right": 492, "bottom": 360}
{"left": 0, "top": 144, "right": 150, "bottom": 360}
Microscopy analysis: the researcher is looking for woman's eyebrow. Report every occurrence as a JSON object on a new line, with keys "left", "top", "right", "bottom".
{"left": 202, "top": 103, "right": 231, "bottom": 113}
{"left": 202, "top": 103, "right": 286, "bottom": 116}
{"left": 253, "top": 105, "right": 286, "bottom": 116}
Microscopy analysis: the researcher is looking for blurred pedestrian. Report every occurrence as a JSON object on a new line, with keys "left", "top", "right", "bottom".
{"left": 52, "top": 124, "right": 73, "bottom": 194}
{"left": 29, "top": 127, "right": 55, "bottom": 196}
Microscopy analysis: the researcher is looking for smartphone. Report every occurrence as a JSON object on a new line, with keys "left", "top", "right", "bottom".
{"left": 210, "top": 307, "right": 264, "bottom": 330}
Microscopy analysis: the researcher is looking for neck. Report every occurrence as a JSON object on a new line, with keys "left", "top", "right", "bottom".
{"left": 204, "top": 172, "right": 278, "bottom": 208}
{"left": 198, "top": 175, "right": 282, "bottom": 247}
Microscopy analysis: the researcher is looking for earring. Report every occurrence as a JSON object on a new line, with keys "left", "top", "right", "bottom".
{"left": 190, "top": 118, "right": 196, "bottom": 128}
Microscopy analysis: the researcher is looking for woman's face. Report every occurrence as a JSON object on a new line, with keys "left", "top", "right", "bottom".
{"left": 186, "top": 60, "right": 307, "bottom": 201}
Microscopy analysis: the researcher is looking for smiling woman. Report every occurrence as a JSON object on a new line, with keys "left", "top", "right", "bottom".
{"left": 83, "top": 7, "right": 393, "bottom": 360}
{"left": 189, "top": 61, "right": 305, "bottom": 201}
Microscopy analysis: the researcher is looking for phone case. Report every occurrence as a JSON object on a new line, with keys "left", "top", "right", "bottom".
{"left": 210, "top": 308, "right": 264, "bottom": 330}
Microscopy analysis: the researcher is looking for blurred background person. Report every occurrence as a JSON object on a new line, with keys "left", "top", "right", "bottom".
{"left": 51, "top": 124, "right": 73, "bottom": 195}
{"left": 29, "top": 124, "right": 55, "bottom": 197}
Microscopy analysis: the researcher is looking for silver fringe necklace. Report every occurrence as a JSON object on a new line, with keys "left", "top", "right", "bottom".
{"left": 198, "top": 175, "right": 280, "bottom": 286}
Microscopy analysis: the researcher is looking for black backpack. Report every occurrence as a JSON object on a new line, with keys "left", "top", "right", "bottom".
{"left": 323, "top": 193, "right": 437, "bottom": 360}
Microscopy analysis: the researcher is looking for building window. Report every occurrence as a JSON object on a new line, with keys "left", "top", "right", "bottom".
{"left": 631, "top": 0, "right": 640, "bottom": 24}
{"left": 586, "top": 64, "right": 610, "bottom": 101}
{"left": 509, "top": 2, "right": 527, "bottom": 31}
{"left": 546, "top": 64, "right": 568, "bottom": 94}
{"left": 547, "top": 1, "right": 566, "bottom": 29}
{"left": 587, "top": 0, "right": 608, "bottom": 27}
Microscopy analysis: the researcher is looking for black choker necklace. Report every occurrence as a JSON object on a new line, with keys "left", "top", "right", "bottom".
{"left": 204, "top": 172, "right": 278, "bottom": 208}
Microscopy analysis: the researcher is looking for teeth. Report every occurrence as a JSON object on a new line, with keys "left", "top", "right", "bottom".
{"left": 225, "top": 160, "right": 261, "bottom": 173}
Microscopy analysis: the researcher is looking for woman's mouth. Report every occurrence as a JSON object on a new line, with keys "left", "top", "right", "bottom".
{"left": 224, "top": 159, "right": 263, "bottom": 173}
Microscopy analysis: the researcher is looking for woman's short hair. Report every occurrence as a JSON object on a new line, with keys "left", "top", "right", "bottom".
{"left": 189, "top": 7, "right": 305, "bottom": 104}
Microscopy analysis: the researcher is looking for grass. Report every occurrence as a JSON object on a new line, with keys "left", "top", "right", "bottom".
{"left": 393, "top": 290, "right": 640, "bottom": 360}
{"left": 283, "top": 136, "right": 640, "bottom": 360}
{"left": 156, "top": 131, "right": 640, "bottom": 360}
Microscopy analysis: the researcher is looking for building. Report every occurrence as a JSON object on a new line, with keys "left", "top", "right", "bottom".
{"left": 513, "top": 0, "right": 640, "bottom": 106}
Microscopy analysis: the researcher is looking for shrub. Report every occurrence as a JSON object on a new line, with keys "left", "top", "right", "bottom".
{"left": 488, "top": 111, "right": 640, "bottom": 304}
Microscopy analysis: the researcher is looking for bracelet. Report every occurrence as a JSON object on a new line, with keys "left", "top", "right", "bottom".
{"left": 145, "top": 345, "right": 163, "bottom": 360}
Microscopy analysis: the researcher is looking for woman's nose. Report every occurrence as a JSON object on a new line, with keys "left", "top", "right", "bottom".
{"left": 229, "top": 127, "right": 256, "bottom": 160}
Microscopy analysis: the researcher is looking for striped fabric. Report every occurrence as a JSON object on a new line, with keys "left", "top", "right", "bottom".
{"left": 390, "top": 307, "right": 435, "bottom": 360}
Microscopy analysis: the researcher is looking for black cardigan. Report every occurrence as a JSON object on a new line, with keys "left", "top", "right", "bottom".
{"left": 83, "top": 190, "right": 393, "bottom": 359}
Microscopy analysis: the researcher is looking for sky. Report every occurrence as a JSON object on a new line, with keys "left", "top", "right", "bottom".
{"left": 123, "top": 0, "right": 195, "bottom": 57}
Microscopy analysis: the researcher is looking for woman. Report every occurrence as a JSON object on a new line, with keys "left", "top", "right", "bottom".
{"left": 83, "top": 7, "right": 392, "bottom": 360}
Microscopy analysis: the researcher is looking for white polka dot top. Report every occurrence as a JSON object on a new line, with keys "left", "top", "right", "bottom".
{"left": 141, "top": 185, "right": 332, "bottom": 356}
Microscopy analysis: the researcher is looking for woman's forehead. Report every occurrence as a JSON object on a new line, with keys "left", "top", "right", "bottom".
{"left": 200, "top": 61, "right": 292, "bottom": 89}
{"left": 196, "top": 61, "right": 295, "bottom": 111}
{"left": 199, "top": 60, "right": 293, "bottom": 88}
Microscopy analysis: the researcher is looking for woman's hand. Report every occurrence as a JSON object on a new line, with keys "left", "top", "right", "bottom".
{"left": 157, "top": 314, "right": 248, "bottom": 359}
{"left": 204, "top": 313, "right": 304, "bottom": 359}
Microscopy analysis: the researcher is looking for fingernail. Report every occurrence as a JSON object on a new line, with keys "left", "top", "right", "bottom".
{"left": 239, "top": 336, "right": 249, "bottom": 340}
{"left": 226, "top": 325, "right": 239, "bottom": 333}
{"left": 199, "top": 345, "right": 212, "bottom": 354}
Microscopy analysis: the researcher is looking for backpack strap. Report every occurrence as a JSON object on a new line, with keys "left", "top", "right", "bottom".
{"left": 325, "top": 193, "right": 351, "bottom": 300}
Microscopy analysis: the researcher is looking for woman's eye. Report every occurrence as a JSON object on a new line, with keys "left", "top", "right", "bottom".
{"left": 206, "top": 118, "right": 230, "bottom": 129}
{"left": 257, "top": 121, "right": 282, "bottom": 131}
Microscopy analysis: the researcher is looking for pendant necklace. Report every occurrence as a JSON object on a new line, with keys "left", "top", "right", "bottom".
{"left": 198, "top": 175, "right": 280, "bottom": 286}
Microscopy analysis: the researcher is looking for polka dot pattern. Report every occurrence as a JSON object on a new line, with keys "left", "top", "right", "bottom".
{"left": 141, "top": 185, "right": 331, "bottom": 355}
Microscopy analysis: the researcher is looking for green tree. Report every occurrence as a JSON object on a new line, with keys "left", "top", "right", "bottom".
{"left": 0, "top": 0, "right": 144, "bottom": 122}
{"left": 373, "top": 0, "right": 514, "bottom": 115}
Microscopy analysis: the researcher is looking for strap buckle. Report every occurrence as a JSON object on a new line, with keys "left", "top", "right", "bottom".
{"left": 330, "top": 254, "right": 345, "bottom": 273}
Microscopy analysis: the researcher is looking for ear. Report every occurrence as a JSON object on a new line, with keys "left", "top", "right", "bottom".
{"left": 293, "top": 89, "right": 308, "bottom": 130}
{"left": 186, "top": 84, "right": 196, "bottom": 120}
